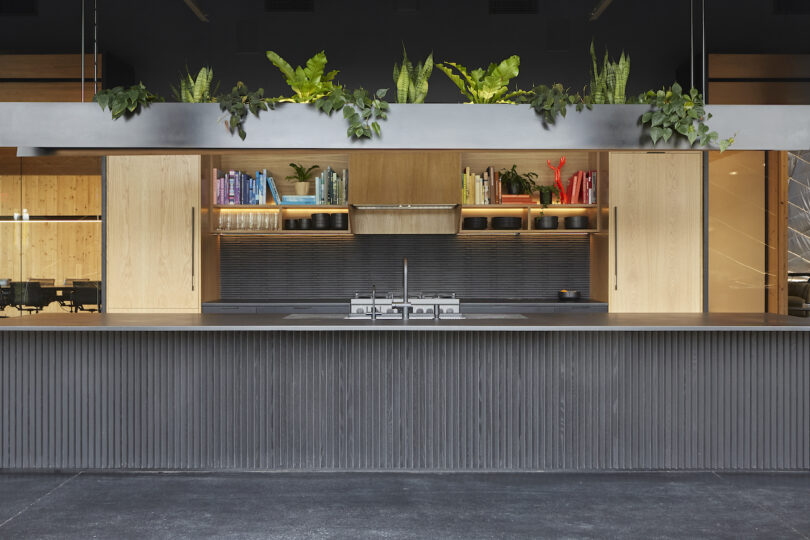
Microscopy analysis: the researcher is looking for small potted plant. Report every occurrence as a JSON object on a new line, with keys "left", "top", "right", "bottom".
{"left": 499, "top": 165, "right": 538, "bottom": 195}
{"left": 535, "top": 184, "right": 560, "bottom": 206}
{"left": 286, "top": 163, "right": 320, "bottom": 195}
{"left": 534, "top": 184, "right": 560, "bottom": 229}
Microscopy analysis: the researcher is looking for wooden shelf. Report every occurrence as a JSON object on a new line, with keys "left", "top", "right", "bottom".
{"left": 461, "top": 204, "right": 597, "bottom": 209}
{"left": 458, "top": 229, "right": 598, "bottom": 235}
{"left": 213, "top": 205, "right": 348, "bottom": 210}
{"left": 214, "top": 229, "right": 352, "bottom": 236}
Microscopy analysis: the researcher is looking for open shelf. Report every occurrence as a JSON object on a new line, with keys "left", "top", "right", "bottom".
{"left": 458, "top": 229, "right": 597, "bottom": 235}
{"left": 214, "top": 204, "right": 349, "bottom": 210}
{"left": 214, "top": 229, "right": 352, "bottom": 236}
{"left": 462, "top": 203, "right": 597, "bottom": 209}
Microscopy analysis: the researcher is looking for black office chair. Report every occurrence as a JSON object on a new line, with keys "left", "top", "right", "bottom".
{"left": 12, "top": 282, "right": 57, "bottom": 314}
{"left": 69, "top": 281, "right": 101, "bottom": 313}
{"left": 0, "top": 280, "right": 12, "bottom": 316}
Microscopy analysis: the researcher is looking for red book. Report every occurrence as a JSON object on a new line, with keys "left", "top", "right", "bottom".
{"left": 501, "top": 194, "right": 533, "bottom": 203}
{"left": 571, "top": 172, "right": 581, "bottom": 204}
{"left": 566, "top": 175, "right": 575, "bottom": 204}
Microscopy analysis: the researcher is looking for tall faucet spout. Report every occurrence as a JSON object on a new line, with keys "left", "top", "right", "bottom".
{"left": 403, "top": 257, "right": 409, "bottom": 320}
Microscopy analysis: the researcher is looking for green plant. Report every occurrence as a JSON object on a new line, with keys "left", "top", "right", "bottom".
{"left": 266, "top": 50, "right": 339, "bottom": 103}
{"left": 286, "top": 163, "right": 320, "bottom": 183}
{"left": 499, "top": 164, "right": 538, "bottom": 195}
{"left": 436, "top": 56, "right": 528, "bottom": 104}
{"left": 535, "top": 184, "right": 560, "bottom": 207}
{"left": 171, "top": 66, "right": 218, "bottom": 103}
{"left": 93, "top": 82, "right": 163, "bottom": 119}
{"left": 392, "top": 46, "right": 433, "bottom": 103}
{"left": 217, "top": 82, "right": 270, "bottom": 140}
{"left": 638, "top": 82, "right": 734, "bottom": 151}
{"left": 315, "top": 87, "right": 390, "bottom": 139}
{"left": 589, "top": 41, "right": 630, "bottom": 104}
{"left": 525, "top": 83, "right": 592, "bottom": 125}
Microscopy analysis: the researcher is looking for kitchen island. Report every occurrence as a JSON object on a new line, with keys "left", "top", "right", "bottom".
{"left": 2, "top": 313, "right": 807, "bottom": 472}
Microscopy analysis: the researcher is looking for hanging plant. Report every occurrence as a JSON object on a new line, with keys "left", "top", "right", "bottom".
{"left": 94, "top": 82, "right": 163, "bottom": 119}
{"left": 315, "top": 87, "right": 390, "bottom": 139}
{"left": 217, "top": 82, "right": 271, "bottom": 140}
{"left": 638, "top": 83, "right": 734, "bottom": 151}
{"left": 525, "top": 83, "right": 592, "bottom": 125}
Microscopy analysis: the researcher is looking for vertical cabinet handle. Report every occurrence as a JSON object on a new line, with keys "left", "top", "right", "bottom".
{"left": 191, "top": 206, "right": 195, "bottom": 291}
{"left": 613, "top": 206, "right": 618, "bottom": 291}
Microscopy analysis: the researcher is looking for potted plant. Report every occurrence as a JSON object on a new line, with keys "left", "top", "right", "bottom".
{"left": 286, "top": 163, "right": 320, "bottom": 195}
{"left": 499, "top": 165, "right": 538, "bottom": 195}
{"left": 535, "top": 184, "right": 560, "bottom": 206}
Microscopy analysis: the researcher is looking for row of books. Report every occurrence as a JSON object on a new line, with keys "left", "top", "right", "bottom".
{"left": 314, "top": 167, "right": 349, "bottom": 206}
{"left": 565, "top": 170, "right": 597, "bottom": 205}
{"left": 461, "top": 167, "right": 502, "bottom": 205}
{"left": 213, "top": 167, "right": 349, "bottom": 206}
{"left": 214, "top": 169, "right": 279, "bottom": 206}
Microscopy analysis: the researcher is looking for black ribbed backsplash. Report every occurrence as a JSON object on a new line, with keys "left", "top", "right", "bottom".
{"left": 220, "top": 235, "right": 590, "bottom": 300}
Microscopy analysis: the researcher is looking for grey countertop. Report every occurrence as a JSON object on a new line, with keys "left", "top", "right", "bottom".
{"left": 1, "top": 312, "right": 809, "bottom": 332}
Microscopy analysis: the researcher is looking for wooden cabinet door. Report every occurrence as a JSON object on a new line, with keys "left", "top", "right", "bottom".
{"left": 106, "top": 155, "right": 201, "bottom": 312}
{"left": 349, "top": 151, "right": 460, "bottom": 205}
{"left": 609, "top": 152, "right": 703, "bottom": 313}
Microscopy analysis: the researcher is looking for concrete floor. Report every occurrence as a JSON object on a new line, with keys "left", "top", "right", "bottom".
{"left": 0, "top": 472, "right": 808, "bottom": 539}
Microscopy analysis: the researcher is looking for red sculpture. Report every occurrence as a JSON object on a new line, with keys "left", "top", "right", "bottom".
{"left": 547, "top": 156, "right": 567, "bottom": 204}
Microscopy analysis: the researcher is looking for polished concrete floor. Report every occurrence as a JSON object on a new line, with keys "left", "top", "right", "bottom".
{"left": 0, "top": 472, "right": 808, "bottom": 539}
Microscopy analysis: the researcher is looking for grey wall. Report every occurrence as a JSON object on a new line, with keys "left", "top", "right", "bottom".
{"left": 219, "top": 234, "right": 590, "bottom": 300}
{"left": 1, "top": 330, "right": 808, "bottom": 471}
{"left": 4, "top": 1, "right": 810, "bottom": 102}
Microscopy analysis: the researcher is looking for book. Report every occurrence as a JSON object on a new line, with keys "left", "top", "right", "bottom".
{"left": 267, "top": 176, "right": 281, "bottom": 205}
{"left": 501, "top": 194, "right": 533, "bottom": 203}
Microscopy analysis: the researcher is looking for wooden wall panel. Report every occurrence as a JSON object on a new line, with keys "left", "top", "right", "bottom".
{"left": 21, "top": 175, "right": 101, "bottom": 215}
{"left": 609, "top": 152, "right": 703, "bottom": 313}
{"left": 349, "top": 151, "right": 460, "bottom": 205}
{"left": 708, "top": 151, "right": 767, "bottom": 313}
{"left": 0, "top": 175, "right": 20, "bottom": 215}
{"left": 708, "top": 54, "right": 810, "bottom": 79}
{"left": 0, "top": 82, "right": 99, "bottom": 102}
{"left": 0, "top": 223, "right": 20, "bottom": 282}
{"left": 0, "top": 54, "right": 102, "bottom": 79}
{"left": 767, "top": 151, "right": 789, "bottom": 314}
{"left": 106, "top": 155, "right": 201, "bottom": 312}
{"left": 708, "top": 82, "right": 810, "bottom": 105}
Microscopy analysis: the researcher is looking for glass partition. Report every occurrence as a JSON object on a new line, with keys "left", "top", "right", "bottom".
{"left": 0, "top": 154, "right": 102, "bottom": 317}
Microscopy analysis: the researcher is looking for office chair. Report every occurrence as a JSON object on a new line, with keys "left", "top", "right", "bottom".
{"left": 12, "top": 282, "right": 57, "bottom": 314}
{"left": 69, "top": 281, "right": 101, "bottom": 313}
{"left": 28, "top": 278, "right": 55, "bottom": 286}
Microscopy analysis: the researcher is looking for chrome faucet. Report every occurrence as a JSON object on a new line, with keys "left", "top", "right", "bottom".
{"left": 370, "top": 284, "right": 377, "bottom": 321}
{"left": 392, "top": 257, "right": 412, "bottom": 320}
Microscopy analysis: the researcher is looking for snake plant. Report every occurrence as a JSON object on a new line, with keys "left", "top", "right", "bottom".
{"left": 589, "top": 41, "right": 630, "bottom": 104}
{"left": 266, "top": 50, "right": 339, "bottom": 103}
{"left": 171, "top": 66, "right": 218, "bottom": 103}
{"left": 436, "top": 55, "right": 527, "bottom": 104}
{"left": 392, "top": 47, "right": 433, "bottom": 103}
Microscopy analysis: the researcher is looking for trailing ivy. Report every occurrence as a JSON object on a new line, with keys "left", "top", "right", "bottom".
{"left": 217, "top": 82, "right": 271, "bottom": 140}
{"left": 94, "top": 82, "right": 163, "bottom": 119}
{"left": 638, "top": 83, "right": 734, "bottom": 151}
{"left": 525, "top": 84, "right": 592, "bottom": 125}
{"left": 315, "top": 88, "right": 390, "bottom": 139}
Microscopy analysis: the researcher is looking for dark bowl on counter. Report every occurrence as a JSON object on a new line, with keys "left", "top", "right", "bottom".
{"left": 491, "top": 216, "right": 522, "bottom": 230}
{"left": 330, "top": 213, "right": 349, "bottom": 230}
{"left": 463, "top": 216, "right": 488, "bottom": 230}
{"left": 298, "top": 218, "right": 313, "bottom": 230}
{"left": 534, "top": 216, "right": 559, "bottom": 230}
{"left": 311, "top": 213, "right": 331, "bottom": 230}
{"left": 283, "top": 218, "right": 299, "bottom": 230}
{"left": 558, "top": 290, "right": 581, "bottom": 301}
{"left": 564, "top": 216, "right": 590, "bottom": 230}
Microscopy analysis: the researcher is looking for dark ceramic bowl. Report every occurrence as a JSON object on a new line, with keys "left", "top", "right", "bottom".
{"left": 284, "top": 219, "right": 298, "bottom": 230}
{"left": 558, "top": 290, "right": 581, "bottom": 302}
{"left": 463, "top": 216, "right": 488, "bottom": 230}
{"left": 312, "top": 213, "right": 331, "bottom": 229}
{"left": 534, "top": 216, "right": 559, "bottom": 230}
{"left": 298, "top": 218, "right": 313, "bottom": 230}
{"left": 330, "top": 213, "right": 349, "bottom": 230}
{"left": 491, "top": 216, "right": 522, "bottom": 230}
{"left": 564, "top": 216, "right": 590, "bottom": 229}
